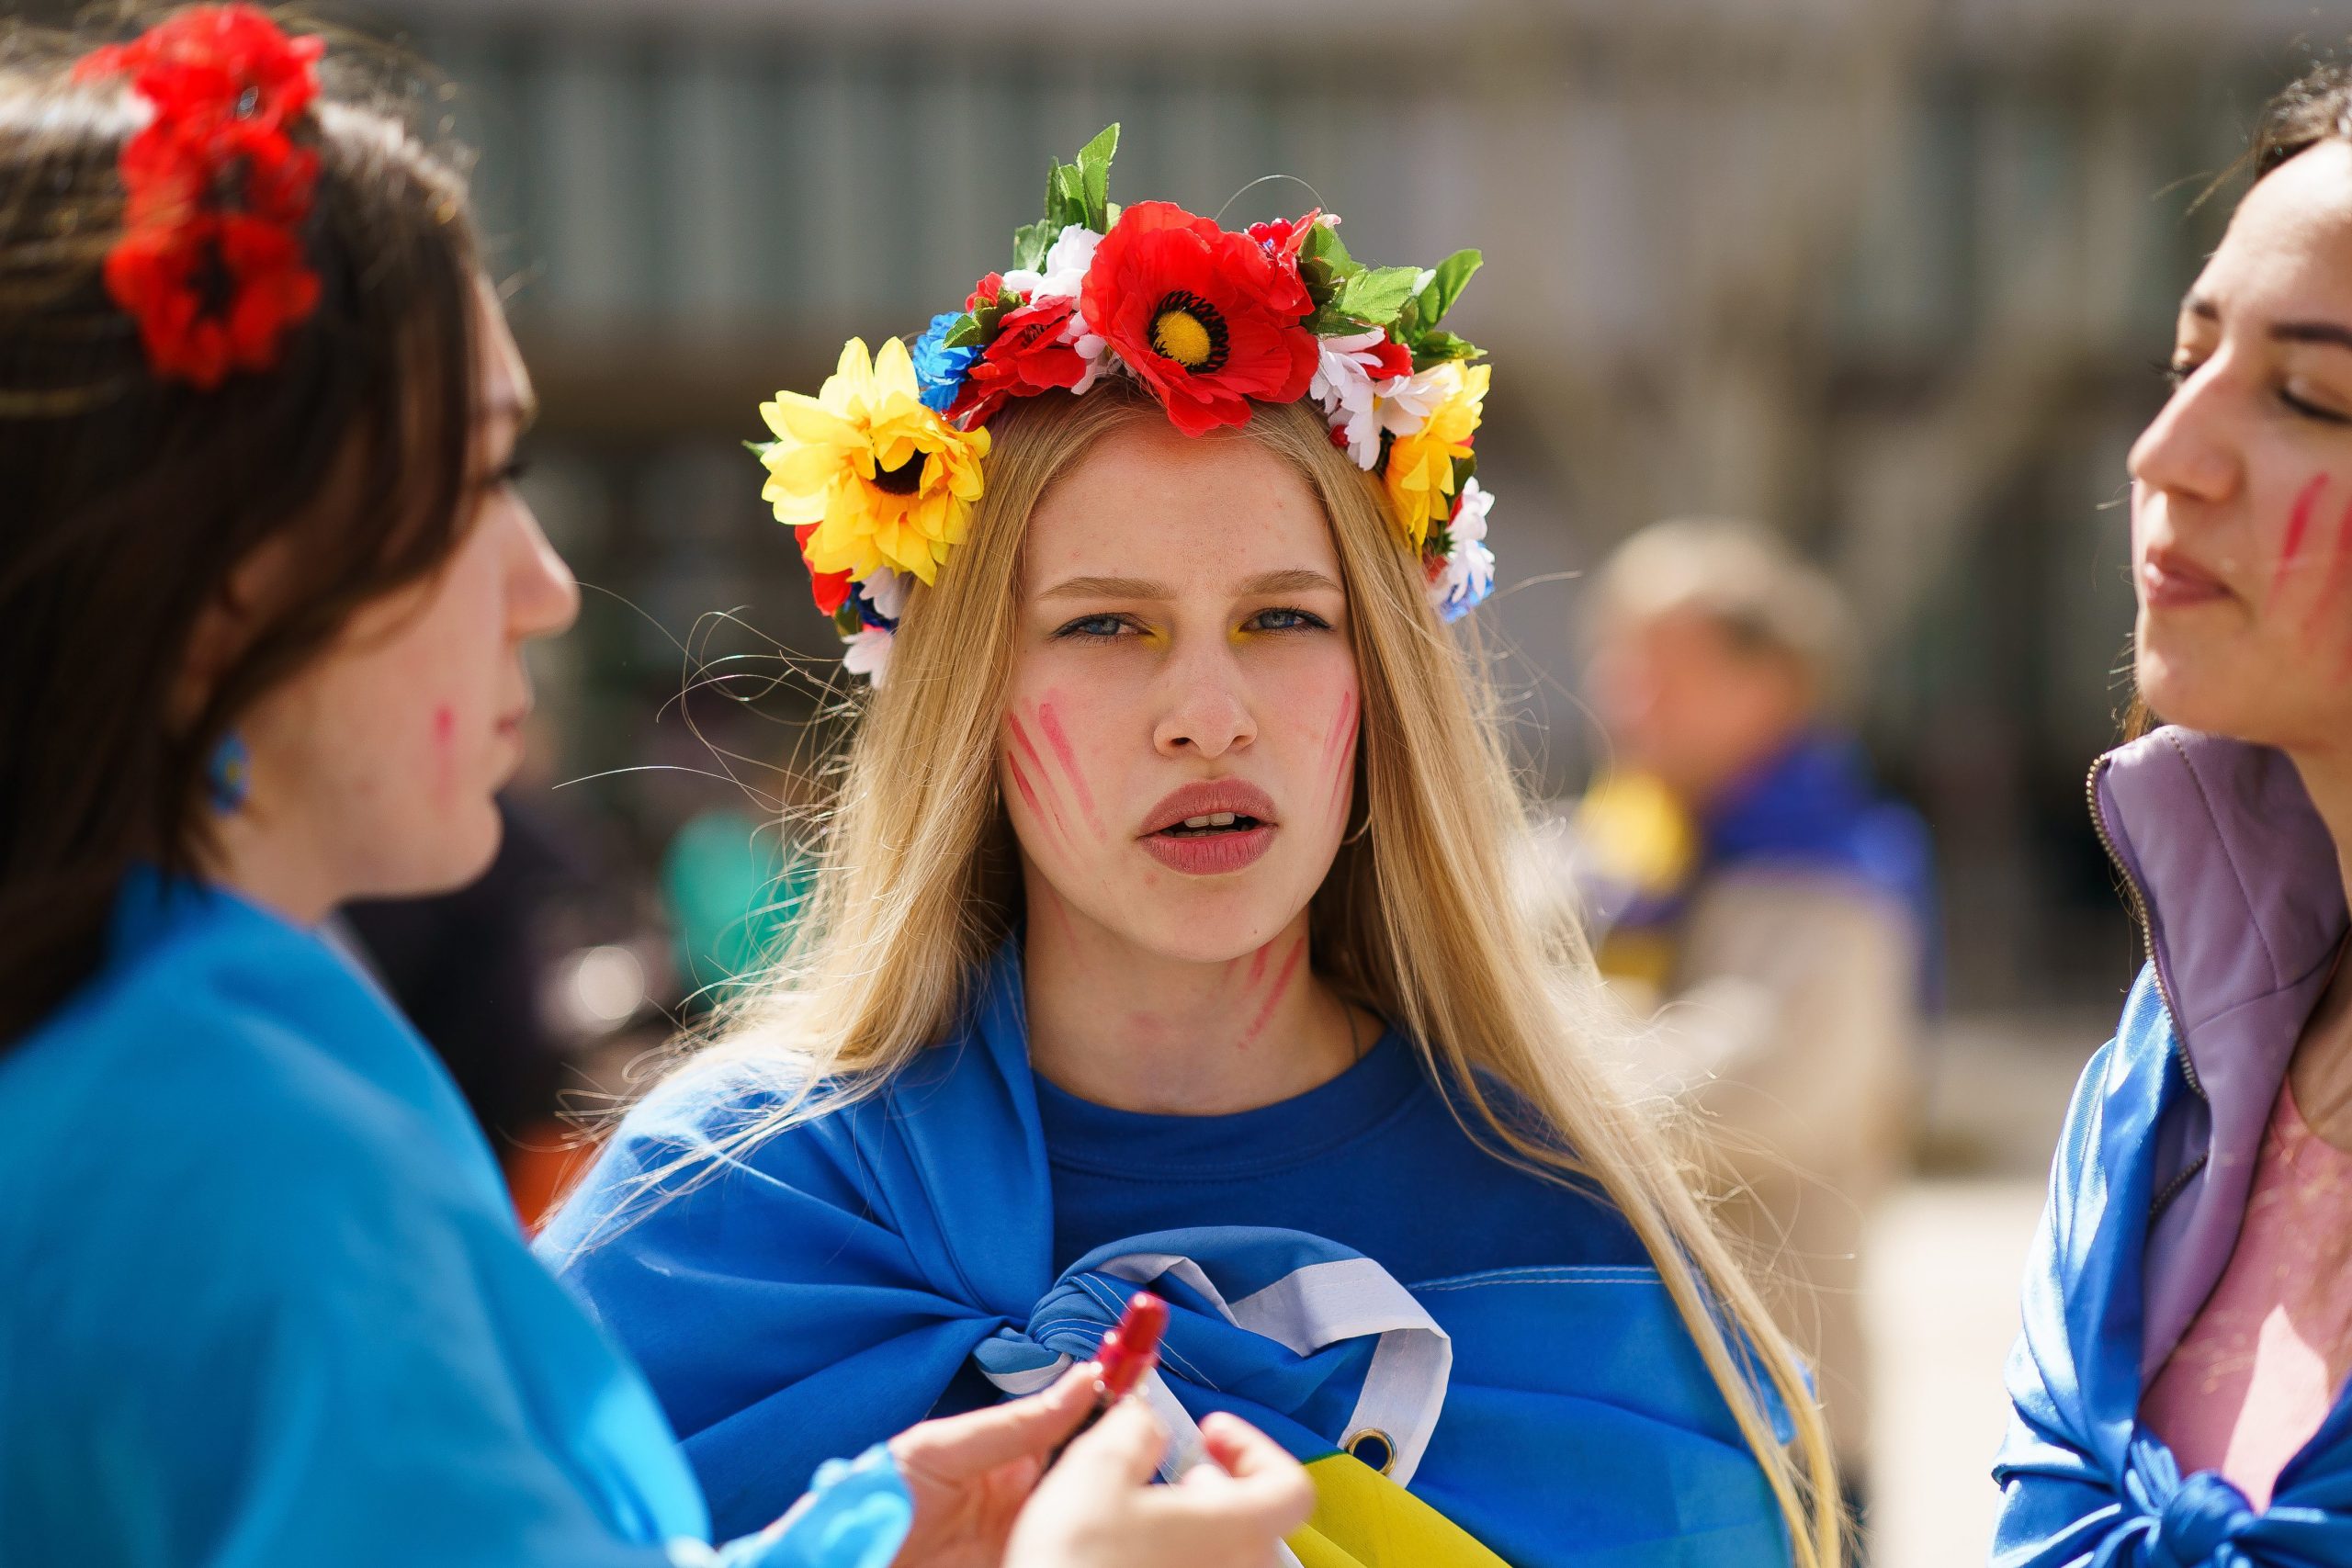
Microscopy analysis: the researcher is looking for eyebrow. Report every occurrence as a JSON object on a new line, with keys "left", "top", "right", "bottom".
{"left": 1038, "top": 567, "right": 1344, "bottom": 601}
{"left": 2182, "top": 293, "right": 2352, "bottom": 352}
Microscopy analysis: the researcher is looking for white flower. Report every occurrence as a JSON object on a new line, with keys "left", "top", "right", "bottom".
{"left": 859, "top": 565, "right": 910, "bottom": 622}
{"left": 1069, "top": 328, "right": 1116, "bottom": 394}
{"left": 1004, "top": 223, "right": 1115, "bottom": 392}
{"left": 1448, "top": 474, "right": 1494, "bottom": 546}
{"left": 1309, "top": 328, "right": 1392, "bottom": 470}
{"left": 1429, "top": 479, "right": 1498, "bottom": 624}
{"left": 1002, "top": 223, "right": 1099, "bottom": 303}
{"left": 842, "top": 626, "right": 895, "bottom": 686}
{"left": 1376, "top": 363, "right": 1455, "bottom": 442}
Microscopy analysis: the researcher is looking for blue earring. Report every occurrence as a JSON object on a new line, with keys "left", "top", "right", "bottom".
{"left": 205, "top": 731, "right": 252, "bottom": 814}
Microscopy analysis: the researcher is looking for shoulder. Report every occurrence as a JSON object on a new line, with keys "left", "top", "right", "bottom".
{"left": 536, "top": 1052, "right": 886, "bottom": 1263}
{"left": 2, "top": 942, "right": 449, "bottom": 1237}
{"left": 2, "top": 977, "right": 517, "bottom": 1395}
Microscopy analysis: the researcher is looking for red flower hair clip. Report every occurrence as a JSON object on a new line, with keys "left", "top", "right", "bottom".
{"left": 74, "top": 6, "right": 326, "bottom": 389}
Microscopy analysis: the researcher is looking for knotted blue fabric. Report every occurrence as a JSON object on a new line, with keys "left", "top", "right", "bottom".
{"left": 542, "top": 942, "right": 1794, "bottom": 1565}
{"left": 1992, "top": 969, "right": 2352, "bottom": 1566}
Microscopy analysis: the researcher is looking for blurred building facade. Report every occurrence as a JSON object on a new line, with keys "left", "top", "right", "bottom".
{"left": 341, "top": 0, "right": 2330, "bottom": 1011}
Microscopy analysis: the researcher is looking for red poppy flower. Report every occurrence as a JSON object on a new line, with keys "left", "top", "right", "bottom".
{"left": 966, "top": 272, "right": 1011, "bottom": 311}
{"left": 76, "top": 6, "right": 322, "bottom": 132}
{"left": 945, "top": 295, "right": 1087, "bottom": 426}
{"left": 1080, "top": 201, "right": 1318, "bottom": 437}
{"left": 76, "top": 5, "right": 325, "bottom": 389}
{"left": 794, "top": 525, "right": 855, "bottom": 615}
{"left": 105, "top": 212, "right": 320, "bottom": 389}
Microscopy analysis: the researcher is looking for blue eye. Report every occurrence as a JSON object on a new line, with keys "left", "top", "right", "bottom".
{"left": 1054, "top": 614, "right": 1132, "bottom": 641}
{"left": 1246, "top": 606, "right": 1330, "bottom": 633}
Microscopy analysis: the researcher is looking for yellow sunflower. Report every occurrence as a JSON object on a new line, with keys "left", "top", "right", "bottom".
{"left": 759, "top": 336, "right": 992, "bottom": 585}
{"left": 1382, "top": 362, "right": 1488, "bottom": 553}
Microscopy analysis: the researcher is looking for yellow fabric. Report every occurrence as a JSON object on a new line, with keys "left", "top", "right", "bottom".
{"left": 1285, "top": 1452, "right": 1509, "bottom": 1568}
{"left": 1570, "top": 771, "right": 1697, "bottom": 898}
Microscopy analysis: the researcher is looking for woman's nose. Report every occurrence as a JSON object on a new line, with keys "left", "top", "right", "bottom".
{"left": 509, "top": 503, "right": 581, "bottom": 642}
{"left": 1151, "top": 649, "right": 1256, "bottom": 760}
{"left": 2127, "top": 362, "right": 2241, "bottom": 507}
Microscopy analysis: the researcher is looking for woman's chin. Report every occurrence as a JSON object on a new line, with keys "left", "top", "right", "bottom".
{"left": 2134, "top": 642, "right": 2290, "bottom": 748}
{"left": 1084, "top": 887, "right": 1306, "bottom": 967}
{"left": 360, "top": 801, "right": 505, "bottom": 903}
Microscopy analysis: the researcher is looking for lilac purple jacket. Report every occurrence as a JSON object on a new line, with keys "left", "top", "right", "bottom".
{"left": 1992, "top": 727, "right": 2352, "bottom": 1565}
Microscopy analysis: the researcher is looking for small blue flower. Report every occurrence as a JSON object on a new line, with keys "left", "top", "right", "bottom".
{"left": 853, "top": 582, "right": 899, "bottom": 631}
{"left": 910, "top": 310, "right": 978, "bottom": 413}
{"left": 1437, "top": 573, "right": 1493, "bottom": 624}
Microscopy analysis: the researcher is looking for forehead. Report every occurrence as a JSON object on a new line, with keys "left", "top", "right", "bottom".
{"left": 2195, "top": 141, "right": 2352, "bottom": 322}
{"left": 471, "top": 281, "right": 532, "bottom": 414}
{"left": 1023, "top": 422, "right": 1336, "bottom": 586}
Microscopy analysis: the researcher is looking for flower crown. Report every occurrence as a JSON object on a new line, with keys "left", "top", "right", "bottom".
{"left": 75, "top": 6, "right": 326, "bottom": 389}
{"left": 753, "top": 126, "right": 1496, "bottom": 686}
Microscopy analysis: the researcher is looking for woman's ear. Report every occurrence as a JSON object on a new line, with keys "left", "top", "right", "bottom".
{"left": 170, "top": 535, "right": 299, "bottom": 729}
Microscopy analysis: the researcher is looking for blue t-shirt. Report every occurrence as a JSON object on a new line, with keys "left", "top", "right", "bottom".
{"left": 1036, "top": 1031, "right": 1649, "bottom": 1281}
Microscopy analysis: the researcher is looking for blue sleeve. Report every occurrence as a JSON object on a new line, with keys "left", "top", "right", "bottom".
{"left": 537, "top": 1067, "right": 997, "bottom": 1538}
{"left": 1989, "top": 1040, "right": 2131, "bottom": 1568}
{"left": 14, "top": 1078, "right": 676, "bottom": 1568}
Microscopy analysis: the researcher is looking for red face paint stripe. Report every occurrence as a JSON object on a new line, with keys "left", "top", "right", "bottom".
{"left": 1324, "top": 698, "right": 1361, "bottom": 816}
{"left": 1246, "top": 942, "right": 1270, "bottom": 987}
{"left": 1034, "top": 705, "right": 1100, "bottom": 824}
{"left": 1238, "top": 935, "right": 1308, "bottom": 1048}
{"left": 2275, "top": 475, "right": 2328, "bottom": 604}
{"left": 1005, "top": 750, "right": 1071, "bottom": 847}
{"left": 2302, "top": 494, "right": 2352, "bottom": 639}
{"left": 1318, "top": 690, "right": 1357, "bottom": 769}
{"left": 1007, "top": 713, "right": 1049, "bottom": 774}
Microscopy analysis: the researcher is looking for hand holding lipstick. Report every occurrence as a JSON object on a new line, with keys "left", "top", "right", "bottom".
{"left": 1046, "top": 1292, "right": 1170, "bottom": 1468}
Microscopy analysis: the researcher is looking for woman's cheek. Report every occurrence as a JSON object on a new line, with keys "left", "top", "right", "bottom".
{"left": 1313, "top": 684, "right": 1361, "bottom": 830}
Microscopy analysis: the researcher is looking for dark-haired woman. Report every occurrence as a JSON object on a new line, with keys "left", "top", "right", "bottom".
{"left": 0, "top": 10, "right": 1309, "bottom": 1567}
{"left": 1994, "top": 65, "right": 2352, "bottom": 1566}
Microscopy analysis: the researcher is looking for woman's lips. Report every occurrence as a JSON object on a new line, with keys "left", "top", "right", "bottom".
{"left": 1140, "top": 824, "right": 1276, "bottom": 876}
{"left": 2140, "top": 548, "right": 2233, "bottom": 610}
{"left": 1137, "top": 778, "right": 1279, "bottom": 877}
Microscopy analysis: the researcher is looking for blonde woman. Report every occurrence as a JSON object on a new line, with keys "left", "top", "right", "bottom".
{"left": 543, "top": 130, "right": 1840, "bottom": 1568}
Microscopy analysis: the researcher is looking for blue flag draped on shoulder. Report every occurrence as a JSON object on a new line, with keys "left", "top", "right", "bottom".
{"left": 542, "top": 944, "right": 1792, "bottom": 1567}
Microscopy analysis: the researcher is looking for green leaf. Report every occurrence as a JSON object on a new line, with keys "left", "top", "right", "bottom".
{"left": 1410, "top": 330, "right": 1482, "bottom": 371}
{"left": 832, "top": 604, "right": 863, "bottom": 637}
{"left": 745, "top": 439, "right": 775, "bottom": 459}
{"left": 942, "top": 310, "right": 990, "bottom": 349}
{"left": 1075, "top": 123, "right": 1119, "bottom": 231}
{"left": 1012, "top": 218, "right": 1053, "bottom": 273}
{"left": 1331, "top": 265, "right": 1421, "bottom": 326}
{"left": 1299, "top": 220, "right": 1354, "bottom": 273}
{"left": 1303, "top": 303, "right": 1373, "bottom": 337}
{"left": 1416, "top": 248, "right": 1483, "bottom": 328}
{"left": 1046, "top": 159, "right": 1087, "bottom": 231}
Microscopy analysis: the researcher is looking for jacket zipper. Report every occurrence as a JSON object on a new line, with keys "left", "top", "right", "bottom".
{"left": 2085, "top": 755, "right": 2206, "bottom": 1103}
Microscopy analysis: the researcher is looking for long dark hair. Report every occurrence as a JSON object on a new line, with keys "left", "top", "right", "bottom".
{"left": 0, "top": 11, "right": 483, "bottom": 1043}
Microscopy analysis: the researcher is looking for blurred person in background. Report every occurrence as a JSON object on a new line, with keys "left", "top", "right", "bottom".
{"left": 1994, "top": 62, "right": 2352, "bottom": 1562}
{"left": 0, "top": 10, "right": 1311, "bottom": 1566}
{"left": 1560, "top": 518, "right": 1938, "bottom": 1520}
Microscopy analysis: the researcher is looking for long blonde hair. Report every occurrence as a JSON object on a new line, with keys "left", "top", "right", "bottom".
{"left": 650, "top": 382, "right": 1841, "bottom": 1567}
